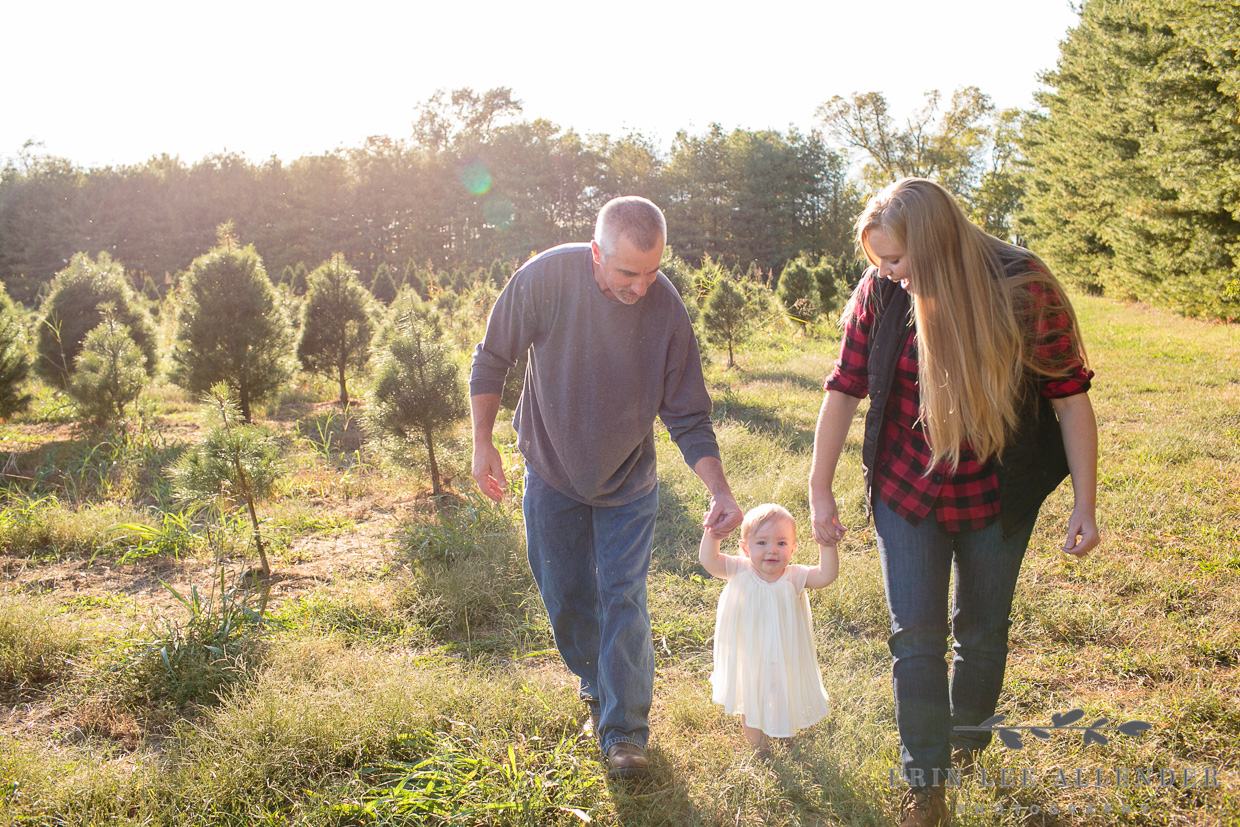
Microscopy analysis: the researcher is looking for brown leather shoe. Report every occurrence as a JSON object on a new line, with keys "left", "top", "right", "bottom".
{"left": 898, "top": 785, "right": 951, "bottom": 827}
{"left": 604, "top": 742, "right": 650, "bottom": 781}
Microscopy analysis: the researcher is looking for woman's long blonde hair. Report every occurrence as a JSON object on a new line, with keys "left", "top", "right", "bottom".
{"left": 855, "top": 177, "right": 1087, "bottom": 471}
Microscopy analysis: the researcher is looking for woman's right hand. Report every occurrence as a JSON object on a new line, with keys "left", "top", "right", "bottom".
{"left": 810, "top": 490, "right": 848, "bottom": 547}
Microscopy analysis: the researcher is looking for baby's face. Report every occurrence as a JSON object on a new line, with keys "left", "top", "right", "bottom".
{"left": 741, "top": 516, "right": 798, "bottom": 583}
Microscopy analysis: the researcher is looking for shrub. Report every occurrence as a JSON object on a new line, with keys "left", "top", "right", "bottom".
{"left": 118, "top": 570, "right": 274, "bottom": 708}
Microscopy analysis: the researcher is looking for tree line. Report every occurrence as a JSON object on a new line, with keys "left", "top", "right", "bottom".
{"left": 0, "top": 89, "right": 863, "bottom": 308}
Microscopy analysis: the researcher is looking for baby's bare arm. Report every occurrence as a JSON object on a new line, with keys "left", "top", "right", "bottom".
{"left": 698, "top": 529, "right": 731, "bottom": 580}
{"left": 804, "top": 543, "right": 839, "bottom": 590}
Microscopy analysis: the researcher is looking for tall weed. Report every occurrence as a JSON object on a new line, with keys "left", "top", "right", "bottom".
{"left": 116, "top": 569, "right": 276, "bottom": 708}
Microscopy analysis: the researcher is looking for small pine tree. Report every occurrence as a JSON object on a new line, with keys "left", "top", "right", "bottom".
{"left": 370, "top": 264, "right": 399, "bottom": 305}
{"left": 297, "top": 253, "right": 376, "bottom": 406}
{"left": 0, "top": 284, "right": 32, "bottom": 420}
{"left": 35, "top": 252, "right": 157, "bottom": 389}
{"left": 488, "top": 258, "right": 510, "bottom": 288}
{"left": 171, "top": 383, "right": 283, "bottom": 579}
{"left": 373, "top": 263, "right": 393, "bottom": 295}
{"left": 702, "top": 277, "right": 751, "bottom": 368}
{"left": 402, "top": 263, "right": 427, "bottom": 301}
{"left": 816, "top": 253, "right": 867, "bottom": 319}
{"left": 170, "top": 225, "right": 294, "bottom": 422}
{"left": 366, "top": 319, "right": 466, "bottom": 496}
{"left": 67, "top": 309, "right": 148, "bottom": 426}
{"left": 776, "top": 255, "right": 820, "bottom": 332}
{"left": 291, "top": 262, "right": 310, "bottom": 295}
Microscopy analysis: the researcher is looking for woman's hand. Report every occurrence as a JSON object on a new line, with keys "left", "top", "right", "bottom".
{"left": 810, "top": 490, "right": 848, "bottom": 547}
{"left": 1062, "top": 504, "right": 1100, "bottom": 557}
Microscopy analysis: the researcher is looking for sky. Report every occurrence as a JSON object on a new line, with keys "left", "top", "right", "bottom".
{"left": 3, "top": 0, "right": 1082, "bottom": 170}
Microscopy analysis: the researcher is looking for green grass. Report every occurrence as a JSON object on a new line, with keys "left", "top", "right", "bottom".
{"left": 0, "top": 293, "right": 1237, "bottom": 825}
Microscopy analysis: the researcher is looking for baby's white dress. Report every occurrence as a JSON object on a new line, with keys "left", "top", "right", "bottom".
{"left": 709, "top": 556, "right": 830, "bottom": 737}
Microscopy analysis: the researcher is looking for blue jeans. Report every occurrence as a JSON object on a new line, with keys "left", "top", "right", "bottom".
{"left": 522, "top": 466, "right": 658, "bottom": 753}
{"left": 873, "top": 498, "right": 1037, "bottom": 781}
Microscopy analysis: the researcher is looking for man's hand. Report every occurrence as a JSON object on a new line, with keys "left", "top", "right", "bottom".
{"left": 692, "top": 456, "right": 742, "bottom": 538}
{"left": 702, "top": 490, "right": 743, "bottom": 539}
{"left": 472, "top": 441, "right": 507, "bottom": 502}
{"left": 470, "top": 393, "right": 506, "bottom": 502}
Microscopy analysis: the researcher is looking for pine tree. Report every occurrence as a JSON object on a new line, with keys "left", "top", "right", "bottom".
{"left": 297, "top": 253, "right": 376, "bottom": 406}
{"left": 370, "top": 264, "right": 399, "bottom": 305}
{"left": 0, "top": 284, "right": 31, "bottom": 420}
{"left": 1018, "top": 0, "right": 1240, "bottom": 318}
{"left": 35, "top": 252, "right": 157, "bottom": 389}
{"left": 702, "top": 277, "right": 750, "bottom": 368}
{"left": 816, "top": 253, "right": 867, "bottom": 319}
{"left": 67, "top": 309, "right": 148, "bottom": 426}
{"left": 776, "top": 255, "right": 820, "bottom": 332}
{"left": 365, "top": 319, "right": 466, "bottom": 496}
{"left": 171, "top": 383, "right": 283, "bottom": 579}
{"left": 170, "top": 225, "right": 294, "bottom": 422}
{"left": 291, "top": 262, "right": 310, "bottom": 296}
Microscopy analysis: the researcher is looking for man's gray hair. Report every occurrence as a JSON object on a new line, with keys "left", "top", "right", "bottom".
{"left": 594, "top": 196, "right": 666, "bottom": 258}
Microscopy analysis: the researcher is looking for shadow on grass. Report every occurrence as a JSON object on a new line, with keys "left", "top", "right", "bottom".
{"left": 4, "top": 433, "right": 185, "bottom": 502}
{"left": 739, "top": 370, "right": 827, "bottom": 394}
{"left": 294, "top": 406, "right": 366, "bottom": 457}
{"left": 652, "top": 484, "right": 705, "bottom": 576}
{"left": 776, "top": 739, "right": 893, "bottom": 825}
{"left": 610, "top": 747, "right": 703, "bottom": 826}
{"left": 711, "top": 388, "right": 816, "bottom": 454}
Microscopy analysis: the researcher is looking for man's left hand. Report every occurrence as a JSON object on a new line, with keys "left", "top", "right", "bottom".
{"left": 702, "top": 492, "right": 743, "bottom": 538}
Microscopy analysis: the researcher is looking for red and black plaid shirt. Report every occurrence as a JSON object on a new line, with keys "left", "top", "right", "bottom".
{"left": 825, "top": 275, "right": 1093, "bottom": 532}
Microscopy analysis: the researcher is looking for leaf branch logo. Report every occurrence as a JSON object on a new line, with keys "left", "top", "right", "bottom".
{"left": 954, "top": 709, "right": 1152, "bottom": 750}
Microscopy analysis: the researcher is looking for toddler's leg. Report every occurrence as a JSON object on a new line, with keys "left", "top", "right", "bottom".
{"left": 740, "top": 716, "right": 768, "bottom": 752}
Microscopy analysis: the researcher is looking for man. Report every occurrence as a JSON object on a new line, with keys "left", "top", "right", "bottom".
{"left": 470, "top": 196, "right": 741, "bottom": 780}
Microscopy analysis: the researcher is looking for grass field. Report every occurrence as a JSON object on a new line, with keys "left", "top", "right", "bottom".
{"left": 1, "top": 291, "right": 1237, "bottom": 825}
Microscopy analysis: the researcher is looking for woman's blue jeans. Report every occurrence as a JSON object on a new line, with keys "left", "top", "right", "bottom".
{"left": 873, "top": 499, "right": 1037, "bottom": 782}
{"left": 522, "top": 466, "right": 658, "bottom": 754}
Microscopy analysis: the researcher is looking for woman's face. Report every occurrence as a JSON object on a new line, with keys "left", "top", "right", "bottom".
{"left": 866, "top": 228, "right": 910, "bottom": 289}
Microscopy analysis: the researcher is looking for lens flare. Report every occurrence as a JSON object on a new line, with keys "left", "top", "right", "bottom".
{"left": 460, "top": 160, "right": 491, "bottom": 195}
{"left": 483, "top": 195, "right": 515, "bottom": 230}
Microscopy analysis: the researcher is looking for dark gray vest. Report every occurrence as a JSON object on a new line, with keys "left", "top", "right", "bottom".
{"left": 859, "top": 271, "right": 1069, "bottom": 538}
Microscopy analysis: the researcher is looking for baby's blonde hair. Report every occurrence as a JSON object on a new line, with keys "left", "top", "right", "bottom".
{"left": 740, "top": 503, "right": 796, "bottom": 543}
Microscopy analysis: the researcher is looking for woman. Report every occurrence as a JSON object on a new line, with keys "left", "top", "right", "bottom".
{"left": 808, "top": 178, "right": 1099, "bottom": 827}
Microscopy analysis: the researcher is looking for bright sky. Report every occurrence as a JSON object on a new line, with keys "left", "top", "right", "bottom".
{"left": 4, "top": 0, "right": 1081, "bottom": 170}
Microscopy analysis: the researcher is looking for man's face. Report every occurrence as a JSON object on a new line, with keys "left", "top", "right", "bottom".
{"left": 591, "top": 235, "right": 664, "bottom": 304}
